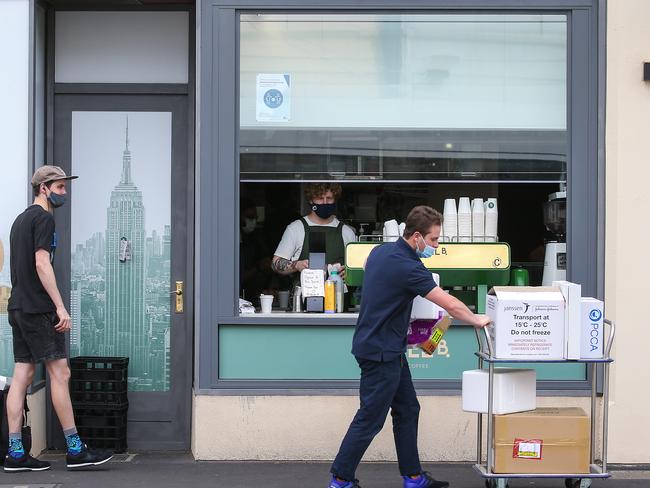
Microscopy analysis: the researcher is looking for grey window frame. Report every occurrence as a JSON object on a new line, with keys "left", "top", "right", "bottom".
{"left": 197, "top": 0, "right": 605, "bottom": 394}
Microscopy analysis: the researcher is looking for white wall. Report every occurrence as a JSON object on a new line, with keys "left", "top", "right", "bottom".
{"left": 605, "top": 0, "right": 650, "bottom": 464}
{"left": 0, "top": 1, "right": 30, "bottom": 372}
{"left": 55, "top": 11, "right": 189, "bottom": 84}
{"left": 27, "top": 389, "right": 47, "bottom": 456}
{"left": 193, "top": 395, "right": 599, "bottom": 461}
{"left": 0, "top": 0, "right": 29, "bottom": 207}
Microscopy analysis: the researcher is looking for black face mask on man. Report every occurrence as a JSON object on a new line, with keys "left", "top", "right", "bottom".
{"left": 46, "top": 188, "right": 66, "bottom": 208}
{"left": 310, "top": 202, "right": 336, "bottom": 219}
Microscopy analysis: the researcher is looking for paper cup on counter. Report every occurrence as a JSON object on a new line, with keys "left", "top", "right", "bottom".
{"left": 260, "top": 294, "right": 274, "bottom": 313}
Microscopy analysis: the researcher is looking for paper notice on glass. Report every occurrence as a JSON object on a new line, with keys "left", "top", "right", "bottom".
{"left": 300, "top": 269, "right": 325, "bottom": 297}
{"left": 256, "top": 74, "right": 291, "bottom": 122}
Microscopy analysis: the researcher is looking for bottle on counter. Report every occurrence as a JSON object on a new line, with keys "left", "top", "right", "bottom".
{"left": 330, "top": 269, "right": 344, "bottom": 313}
{"left": 324, "top": 280, "right": 336, "bottom": 313}
{"left": 292, "top": 285, "right": 303, "bottom": 312}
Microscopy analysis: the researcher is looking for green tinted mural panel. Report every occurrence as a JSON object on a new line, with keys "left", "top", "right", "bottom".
{"left": 71, "top": 112, "right": 172, "bottom": 392}
{"left": 218, "top": 326, "right": 586, "bottom": 381}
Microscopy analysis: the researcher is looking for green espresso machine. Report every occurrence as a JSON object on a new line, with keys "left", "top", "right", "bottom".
{"left": 345, "top": 242, "right": 511, "bottom": 313}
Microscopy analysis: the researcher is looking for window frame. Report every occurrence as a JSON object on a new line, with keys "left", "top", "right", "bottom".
{"left": 197, "top": 0, "right": 604, "bottom": 393}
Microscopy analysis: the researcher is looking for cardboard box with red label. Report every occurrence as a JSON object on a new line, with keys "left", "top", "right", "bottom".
{"left": 492, "top": 407, "right": 590, "bottom": 474}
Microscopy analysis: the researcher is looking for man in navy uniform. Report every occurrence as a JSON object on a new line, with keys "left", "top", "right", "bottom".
{"left": 329, "top": 205, "right": 491, "bottom": 488}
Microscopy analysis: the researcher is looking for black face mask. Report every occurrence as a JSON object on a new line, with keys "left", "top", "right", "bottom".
{"left": 47, "top": 191, "right": 66, "bottom": 208}
{"left": 310, "top": 202, "right": 336, "bottom": 219}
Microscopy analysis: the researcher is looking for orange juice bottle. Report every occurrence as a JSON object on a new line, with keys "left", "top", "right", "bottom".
{"left": 324, "top": 280, "right": 336, "bottom": 313}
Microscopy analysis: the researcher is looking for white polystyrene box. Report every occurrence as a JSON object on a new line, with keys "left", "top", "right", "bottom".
{"left": 553, "top": 280, "right": 582, "bottom": 360}
{"left": 462, "top": 368, "right": 536, "bottom": 414}
{"left": 411, "top": 273, "right": 441, "bottom": 320}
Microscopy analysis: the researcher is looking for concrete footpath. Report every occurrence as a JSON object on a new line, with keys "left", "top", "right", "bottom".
{"left": 0, "top": 453, "right": 648, "bottom": 488}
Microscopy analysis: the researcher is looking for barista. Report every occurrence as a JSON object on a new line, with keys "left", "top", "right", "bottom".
{"left": 271, "top": 183, "right": 356, "bottom": 277}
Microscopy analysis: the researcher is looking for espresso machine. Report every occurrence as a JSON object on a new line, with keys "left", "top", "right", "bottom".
{"left": 542, "top": 190, "right": 566, "bottom": 286}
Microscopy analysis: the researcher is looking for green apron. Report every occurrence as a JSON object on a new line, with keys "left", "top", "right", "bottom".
{"left": 298, "top": 218, "right": 346, "bottom": 265}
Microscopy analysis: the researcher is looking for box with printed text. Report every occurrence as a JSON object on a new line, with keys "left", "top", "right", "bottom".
{"left": 486, "top": 287, "right": 565, "bottom": 360}
{"left": 581, "top": 297, "right": 604, "bottom": 358}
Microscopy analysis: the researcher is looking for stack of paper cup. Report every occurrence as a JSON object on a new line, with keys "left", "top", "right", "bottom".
{"left": 383, "top": 219, "right": 400, "bottom": 242}
{"left": 471, "top": 198, "right": 485, "bottom": 242}
{"left": 442, "top": 199, "right": 458, "bottom": 242}
{"left": 457, "top": 197, "right": 472, "bottom": 242}
{"left": 484, "top": 198, "right": 498, "bottom": 242}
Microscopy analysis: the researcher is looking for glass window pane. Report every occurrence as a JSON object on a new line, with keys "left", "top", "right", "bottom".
{"left": 240, "top": 14, "right": 567, "bottom": 182}
{"left": 236, "top": 13, "right": 572, "bottom": 382}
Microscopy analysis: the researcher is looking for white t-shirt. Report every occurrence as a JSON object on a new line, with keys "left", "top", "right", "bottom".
{"left": 274, "top": 216, "right": 357, "bottom": 261}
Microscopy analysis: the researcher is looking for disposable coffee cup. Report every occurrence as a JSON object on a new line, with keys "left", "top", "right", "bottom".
{"left": 260, "top": 294, "right": 274, "bottom": 313}
{"left": 278, "top": 290, "right": 290, "bottom": 310}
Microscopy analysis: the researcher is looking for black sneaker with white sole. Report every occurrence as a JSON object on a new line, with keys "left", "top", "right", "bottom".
{"left": 4, "top": 453, "right": 52, "bottom": 472}
{"left": 66, "top": 444, "right": 113, "bottom": 469}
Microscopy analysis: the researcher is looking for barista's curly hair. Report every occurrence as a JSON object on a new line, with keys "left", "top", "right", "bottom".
{"left": 403, "top": 205, "right": 443, "bottom": 238}
{"left": 304, "top": 183, "right": 342, "bottom": 202}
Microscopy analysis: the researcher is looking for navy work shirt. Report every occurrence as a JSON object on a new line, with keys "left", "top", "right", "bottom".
{"left": 351, "top": 238, "right": 437, "bottom": 361}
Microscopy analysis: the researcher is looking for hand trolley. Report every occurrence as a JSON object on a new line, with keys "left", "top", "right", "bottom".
{"left": 473, "top": 319, "right": 616, "bottom": 488}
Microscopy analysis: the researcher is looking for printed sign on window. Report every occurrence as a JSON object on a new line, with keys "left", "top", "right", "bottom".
{"left": 512, "top": 438, "right": 543, "bottom": 460}
{"left": 256, "top": 74, "right": 291, "bottom": 122}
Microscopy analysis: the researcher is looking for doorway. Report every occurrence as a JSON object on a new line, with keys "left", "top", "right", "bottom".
{"left": 52, "top": 93, "right": 193, "bottom": 450}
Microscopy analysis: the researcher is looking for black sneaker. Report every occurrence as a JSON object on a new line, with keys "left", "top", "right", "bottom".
{"left": 66, "top": 444, "right": 113, "bottom": 469}
{"left": 402, "top": 471, "right": 450, "bottom": 488}
{"left": 4, "top": 453, "right": 52, "bottom": 472}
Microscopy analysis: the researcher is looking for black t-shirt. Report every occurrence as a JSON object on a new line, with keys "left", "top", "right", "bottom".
{"left": 8, "top": 205, "right": 57, "bottom": 313}
{"left": 352, "top": 238, "right": 437, "bottom": 362}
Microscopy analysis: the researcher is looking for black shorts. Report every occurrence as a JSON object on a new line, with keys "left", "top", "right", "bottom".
{"left": 8, "top": 310, "right": 67, "bottom": 363}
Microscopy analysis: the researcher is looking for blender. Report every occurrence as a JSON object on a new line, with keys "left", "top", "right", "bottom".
{"left": 542, "top": 190, "right": 566, "bottom": 286}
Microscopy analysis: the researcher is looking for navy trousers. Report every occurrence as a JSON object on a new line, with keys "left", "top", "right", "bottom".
{"left": 331, "top": 354, "right": 422, "bottom": 480}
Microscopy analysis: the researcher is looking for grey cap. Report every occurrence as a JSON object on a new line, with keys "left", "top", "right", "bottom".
{"left": 31, "top": 165, "right": 78, "bottom": 187}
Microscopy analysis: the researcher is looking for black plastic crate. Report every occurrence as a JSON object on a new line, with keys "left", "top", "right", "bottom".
{"left": 70, "top": 378, "right": 128, "bottom": 406}
{"left": 70, "top": 357, "right": 129, "bottom": 383}
{"left": 73, "top": 404, "right": 128, "bottom": 429}
{"left": 77, "top": 426, "right": 127, "bottom": 453}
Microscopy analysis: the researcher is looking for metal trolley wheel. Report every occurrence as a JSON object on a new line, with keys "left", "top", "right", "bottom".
{"left": 565, "top": 478, "right": 592, "bottom": 488}
{"left": 485, "top": 479, "right": 509, "bottom": 488}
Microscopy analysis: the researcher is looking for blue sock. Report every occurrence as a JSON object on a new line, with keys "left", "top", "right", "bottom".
{"left": 64, "top": 428, "right": 83, "bottom": 455}
{"left": 8, "top": 433, "right": 25, "bottom": 459}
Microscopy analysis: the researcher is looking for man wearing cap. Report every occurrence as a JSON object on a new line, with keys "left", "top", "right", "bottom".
{"left": 4, "top": 166, "right": 112, "bottom": 472}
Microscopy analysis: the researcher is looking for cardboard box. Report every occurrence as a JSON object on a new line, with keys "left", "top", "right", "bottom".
{"left": 462, "top": 368, "right": 536, "bottom": 414}
{"left": 581, "top": 297, "right": 604, "bottom": 358}
{"left": 553, "top": 280, "right": 582, "bottom": 360}
{"left": 493, "top": 407, "right": 590, "bottom": 474}
{"left": 486, "top": 287, "right": 565, "bottom": 359}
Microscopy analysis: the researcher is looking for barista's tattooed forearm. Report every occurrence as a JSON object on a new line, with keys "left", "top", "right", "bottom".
{"left": 272, "top": 257, "right": 296, "bottom": 275}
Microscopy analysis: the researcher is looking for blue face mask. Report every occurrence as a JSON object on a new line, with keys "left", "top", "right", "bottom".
{"left": 47, "top": 191, "right": 66, "bottom": 208}
{"left": 416, "top": 236, "right": 435, "bottom": 259}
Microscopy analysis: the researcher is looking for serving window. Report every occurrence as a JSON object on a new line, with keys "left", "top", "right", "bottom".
{"left": 238, "top": 12, "right": 568, "bottom": 309}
